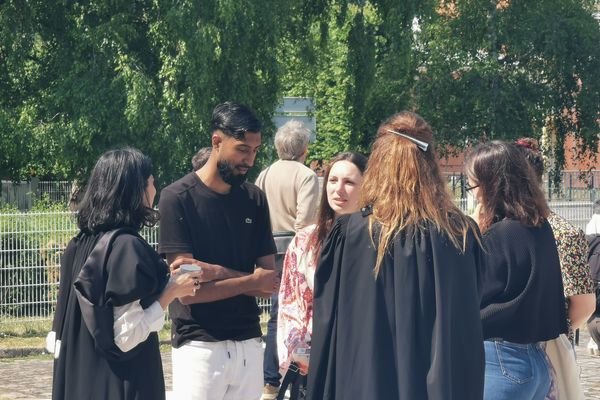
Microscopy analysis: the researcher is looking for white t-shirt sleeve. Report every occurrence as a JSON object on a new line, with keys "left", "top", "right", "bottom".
{"left": 113, "top": 300, "right": 165, "bottom": 353}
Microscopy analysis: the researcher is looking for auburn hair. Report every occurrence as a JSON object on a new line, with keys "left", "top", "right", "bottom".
{"left": 514, "top": 137, "right": 544, "bottom": 183}
{"left": 465, "top": 140, "right": 549, "bottom": 233}
{"left": 361, "top": 111, "right": 478, "bottom": 275}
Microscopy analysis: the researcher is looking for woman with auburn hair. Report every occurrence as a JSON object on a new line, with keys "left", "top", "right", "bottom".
{"left": 307, "top": 111, "right": 485, "bottom": 400}
{"left": 276, "top": 152, "right": 367, "bottom": 383}
{"left": 466, "top": 141, "right": 567, "bottom": 400}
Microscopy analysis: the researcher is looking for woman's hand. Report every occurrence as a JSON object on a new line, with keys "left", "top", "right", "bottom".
{"left": 169, "top": 269, "right": 203, "bottom": 298}
{"left": 158, "top": 269, "right": 203, "bottom": 309}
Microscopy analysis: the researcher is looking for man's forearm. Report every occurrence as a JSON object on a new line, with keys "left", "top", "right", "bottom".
{"left": 180, "top": 275, "right": 256, "bottom": 304}
{"left": 211, "top": 264, "right": 248, "bottom": 280}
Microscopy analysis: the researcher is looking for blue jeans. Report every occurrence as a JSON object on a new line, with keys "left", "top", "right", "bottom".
{"left": 484, "top": 340, "right": 550, "bottom": 400}
{"left": 263, "top": 293, "right": 280, "bottom": 387}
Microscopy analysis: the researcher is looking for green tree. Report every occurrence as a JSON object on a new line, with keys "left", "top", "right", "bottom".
{"left": 413, "top": 0, "right": 600, "bottom": 167}
{"left": 278, "top": 0, "right": 429, "bottom": 161}
{"left": 278, "top": 0, "right": 599, "bottom": 171}
{"left": 0, "top": 0, "right": 296, "bottom": 185}
{"left": 1, "top": 0, "right": 598, "bottom": 182}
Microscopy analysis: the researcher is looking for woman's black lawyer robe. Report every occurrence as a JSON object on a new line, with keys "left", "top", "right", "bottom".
{"left": 52, "top": 230, "right": 169, "bottom": 400}
{"left": 306, "top": 212, "right": 485, "bottom": 400}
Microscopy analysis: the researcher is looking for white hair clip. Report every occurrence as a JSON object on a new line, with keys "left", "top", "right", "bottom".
{"left": 385, "top": 129, "right": 429, "bottom": 152}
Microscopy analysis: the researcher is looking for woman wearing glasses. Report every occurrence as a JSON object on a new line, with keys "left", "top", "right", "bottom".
{"left": 466, "top": 141, "right": 567, "bottom": 400}
{"left": 307, "top": 111, "right": 485, "bottom": 399}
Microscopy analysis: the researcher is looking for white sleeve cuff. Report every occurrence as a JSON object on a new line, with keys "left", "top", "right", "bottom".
{"left": 145, "top": 301, "right": 166, "bottom": 332}
{"left": 113, "top": 300, "right": 165, "bottom": 353}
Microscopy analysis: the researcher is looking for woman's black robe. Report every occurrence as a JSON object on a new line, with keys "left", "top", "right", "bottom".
{"left": 306, "top": 212, "right": 485, "bottom": 400}
{"left": 52, "top": 229, "right": 169, "bottom": 400}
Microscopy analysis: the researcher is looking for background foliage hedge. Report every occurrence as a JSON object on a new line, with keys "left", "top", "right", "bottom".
{"left": 0, "top": 0, "right": 598, "bottom": 187}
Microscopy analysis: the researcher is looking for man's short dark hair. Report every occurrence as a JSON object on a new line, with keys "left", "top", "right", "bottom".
{"left": 210, "top": 101, "right": 262, "bottom": 140}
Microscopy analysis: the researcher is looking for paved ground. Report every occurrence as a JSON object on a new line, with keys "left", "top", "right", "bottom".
{"left": 1, "top": 332, "right": 600, "bottom": 399}
{"left": 578, "top": 329, "right": 600, "bottom": 399}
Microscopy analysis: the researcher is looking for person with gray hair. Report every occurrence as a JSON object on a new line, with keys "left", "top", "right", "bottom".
{"left": 255, "top": 119, "right": 319, "bottom": 399}
{"left": 256, "top": 119, "right": 319, "bottom": 232}
{"left": 273, "top": 120, "right": 311, "bottom": 161}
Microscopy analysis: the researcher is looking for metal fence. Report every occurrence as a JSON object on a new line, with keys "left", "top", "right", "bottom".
{"left": 2, "top": 171, "right": 600, "bottom": 211}
{"left": 444, "top": 172, "right": 600, "bottom": 202}
{"left": 549, "top": 201, "right": 594, "bottom": 231}
{"left": 0, "top": 211, "right": 78, "bottom": 326}
{"left": 1, "top": 180, "right": 73, "bottom": 210}
{"left": 0, "top": 212, "right": 271, "bottom": 328}
{"left": 0, "top": 201, "right": 595, "bottom": 328}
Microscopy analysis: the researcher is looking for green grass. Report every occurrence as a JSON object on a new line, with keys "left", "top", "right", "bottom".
{"left": 0, "top": 320, "right": 52, "bottom": 350}
{"left": 0, "top": 314, "right": 269, "bottom": 355}
{"left": 0, "top": 336, "right": 46, "bottom": 349}
{"left": 0, "top": 320, "right": 52, "bottom": 336}
{"left": 159, "top": 343, "right": 172, "bottom": 353}
{"left": 0, "top": 320, "right": 173, "bottom": 352}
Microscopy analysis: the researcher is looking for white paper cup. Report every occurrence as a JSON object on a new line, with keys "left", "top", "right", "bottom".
{"left": 180, "top": 264, "right": 202, "bottom": 273}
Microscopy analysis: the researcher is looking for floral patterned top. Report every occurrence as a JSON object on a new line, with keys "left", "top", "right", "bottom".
{"left": 277, "top": 224, "right": 319, "bottom": 375}
{"left": 547, "top": 212, "right": 594, "bottom": 298}
{"left": 544, "top": 212, "right": 594, "bottom": 400}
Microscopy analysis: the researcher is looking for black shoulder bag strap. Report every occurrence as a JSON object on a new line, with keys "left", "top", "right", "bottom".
{"left": 73, "top": 227, "right": 140, "bottom": 360}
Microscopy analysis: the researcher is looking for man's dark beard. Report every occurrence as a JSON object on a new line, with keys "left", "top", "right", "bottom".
{"left": 217, "top": 159, "right": 247, "bottom": 186}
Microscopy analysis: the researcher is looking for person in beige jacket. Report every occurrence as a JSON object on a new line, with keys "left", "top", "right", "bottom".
{"left": 255, "top": 119, "right": 319, "bottom": 399}
{"left": 256, "top": 120, "right": 319, "bottom": 233}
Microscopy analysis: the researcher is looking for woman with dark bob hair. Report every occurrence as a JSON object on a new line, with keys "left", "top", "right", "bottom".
{"left": 51, "top": 148, "right": 202, "bottom": 400}
{"left": 307, "top": 112, "right": 485, "bottom": 399}
{"left": 466, "top": 141, "right": 567, "bottom": 400}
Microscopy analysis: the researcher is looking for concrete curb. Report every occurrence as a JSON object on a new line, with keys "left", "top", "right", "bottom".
{"left": 0, "top": 336, "right": 268, "bottom": 359}
{"left": 0, "top": 339, "right": 175, "bottom": 359}
{"left": 0, "top": 347, "right": 47, "bottom": 358}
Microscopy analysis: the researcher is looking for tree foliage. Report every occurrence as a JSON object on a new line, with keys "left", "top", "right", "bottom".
{"left": 278, "top": 0, "right": 431, "bottom": 160}
{"left": 0, "top": 0, "right": 598, "bottom": 182}
{"left": 0, "top": 0, "right": 291, "bottom": 184}
{"left": 279, "top": 0, "right": 599, "bottom": 167}
{"left": 414, "top": 0, "right": 600, "bottom": 169}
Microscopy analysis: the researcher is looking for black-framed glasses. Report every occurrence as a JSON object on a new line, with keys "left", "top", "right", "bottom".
{"left": 465, "top": 183, "right": 479, "bottom": 192}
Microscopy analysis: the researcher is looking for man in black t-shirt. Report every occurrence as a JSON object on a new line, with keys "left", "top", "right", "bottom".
{"left": 158, "top": 102, "right": 279, "bottom": 400}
